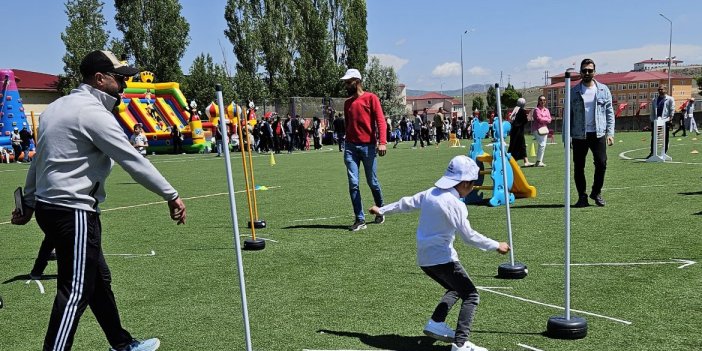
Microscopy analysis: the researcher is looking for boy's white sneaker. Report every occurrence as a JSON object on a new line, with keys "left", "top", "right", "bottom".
{"left": 423, "top": 319, "right": 455, "bottom": 343}
{"left": 451, "top": 341, "right": 487, "bottom": 351}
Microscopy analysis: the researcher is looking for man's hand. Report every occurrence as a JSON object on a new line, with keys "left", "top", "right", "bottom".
{"left": 496, "top": 242, "right": 510, "bottom": 254}
{"left": 11, "top": 206, "right": 34, "bottom": 225}
{"left": 168, "top": 197, "right": 186, "bottom": 225}
{"left": 606, "top": 136, "right": 614, "bottom": 146}
{"left": 368, "top": 206, "right": 381, "bottom": 216}
{"left": 377, "top": 144, "right": 387, "bottom": 157}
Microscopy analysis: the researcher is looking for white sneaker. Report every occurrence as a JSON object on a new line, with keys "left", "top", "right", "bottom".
{"left": 109, "top": 338, "right": 160, "bottom": 351}
{"left": 451, "top": 341, "right": 487, "bottom": 351}
{"left": 423, "top": 319, "right": 455, "bottom": 343}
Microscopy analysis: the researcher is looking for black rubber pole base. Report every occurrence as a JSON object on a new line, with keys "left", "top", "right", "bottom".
{"left": 497, "top": 262, "right": 528, "bottom": 279}
{"left": 247, "top": 220, "right": 267, "bottom": 229}
{"left": 546, "top": 316, "right": 588, "bottom": 339}
{"left": 243, "top": 238, "right": 266, "bottom": 251}
{"left": 0, "top": 295, "right": 4, "bottom": 309}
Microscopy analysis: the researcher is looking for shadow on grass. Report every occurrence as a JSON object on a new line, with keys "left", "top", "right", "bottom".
{"left": 510, "top": 204, "right": 563, "bottom": 209}
{"left": 2, "top": 274, "right": 58, "bottom": 284}
{"left": 473, "top": 329, "right": 543, "bottom": 336}
{"left": 282, "top": 224, "right": 349, "bottom": 230}
{"left": 679, "top": 191, "right": 702, "bottom": 196}
{"left": 317, "top": 329, "right": 450, "bottom": 350}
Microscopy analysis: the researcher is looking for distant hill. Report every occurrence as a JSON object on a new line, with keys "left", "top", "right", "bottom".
{"left": 407, "top": 83, "right": 490, "bottom": 97}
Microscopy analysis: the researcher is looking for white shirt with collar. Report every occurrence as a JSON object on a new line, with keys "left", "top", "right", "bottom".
{"left": 377, "top": 186, "right": 499, "bottom": 267}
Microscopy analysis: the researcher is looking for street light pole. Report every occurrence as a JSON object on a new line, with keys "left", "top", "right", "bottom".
{"left": 660, "top": 13, "right": 673, "bottom": 94}
{"left": 461, "top": 29, "right": 474, "bottom": 119}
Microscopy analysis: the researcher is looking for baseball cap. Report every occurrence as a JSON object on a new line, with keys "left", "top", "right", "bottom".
{"left": 79, "top": 50, "right": 139, "bottom": 78}
{"left": 435, "top": 155, "right": 479, "bottom": 189}
{"left": 340, "top": 68, "right": 362, "bottom": 81}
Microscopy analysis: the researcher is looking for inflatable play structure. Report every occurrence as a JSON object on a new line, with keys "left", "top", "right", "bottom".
{"left": 465, "top": 117, "right": 537, "bottom": 206}
{"left": 114, "top": 72, "right": 213, "bottom": 153}
{"left": 0, "top": 69, "right": 35, "bottom": 161}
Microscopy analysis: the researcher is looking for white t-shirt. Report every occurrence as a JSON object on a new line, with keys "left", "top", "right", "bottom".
{"left": 582, "top": 85, "right": 597, "bottom": 133}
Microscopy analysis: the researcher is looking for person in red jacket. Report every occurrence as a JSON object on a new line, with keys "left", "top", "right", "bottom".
{"left": 341, "top": 68, "right": 387, "bottom": 231}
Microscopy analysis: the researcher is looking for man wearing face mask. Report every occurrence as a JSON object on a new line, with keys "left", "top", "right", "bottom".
{"left": 10, "top": 50, "right": 185, "bottom": 351}
{"left": 341, "top": 68, "right": 388, "bottom": 231}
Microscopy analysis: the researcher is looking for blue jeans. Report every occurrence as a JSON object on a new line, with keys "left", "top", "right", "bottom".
{"left": 344, "top": 142, "right": 383, "bottom": 221}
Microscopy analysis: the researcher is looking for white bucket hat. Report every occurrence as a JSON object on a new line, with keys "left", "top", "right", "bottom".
{"left": 435, "top": 155, "right": 479, "bottom": 189}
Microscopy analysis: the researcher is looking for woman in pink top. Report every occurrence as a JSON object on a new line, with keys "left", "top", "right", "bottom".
{"left": 530, "top": 95, "right": 552, "bottom": 167}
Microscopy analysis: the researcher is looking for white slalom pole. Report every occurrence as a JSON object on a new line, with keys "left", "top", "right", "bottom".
{"left": 494, "top": 85, "right": 515, "bottom": 266}
{"left": 494, "top": 84, "right": 526, "bottom": 280}
{"left": 563, "top": 74, "right": 572, "bottom": 320}
{"left": 215, "top": 85, "right": 253, "bottom": 351}
{"left": 546, "top": 69, "right": 587, "bottom": 339}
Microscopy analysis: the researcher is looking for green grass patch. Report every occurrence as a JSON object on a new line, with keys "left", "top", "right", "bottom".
{"left": 1, "top": 132, "right": 700, "bottom": 350}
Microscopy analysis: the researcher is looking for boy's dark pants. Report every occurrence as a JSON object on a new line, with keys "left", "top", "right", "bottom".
{"left": 421, "top": 261, "right": 479, "bottom": 345}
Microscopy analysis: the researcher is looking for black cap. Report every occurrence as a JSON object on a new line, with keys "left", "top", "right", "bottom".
{"left": 79, "top": 50, "right": 139, "bottom": 78}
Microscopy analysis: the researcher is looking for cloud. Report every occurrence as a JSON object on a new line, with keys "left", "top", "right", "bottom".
{"left": 550, "top": 44, "right": 702, "bottom": 73}
{"left": 369, "top": 53, "right": 409, "bottom": 71}
{"left": 432, "top": 62, "right": 461, "bottom": 77}
{"left": 527, "top": 56, "right": 552, "bottom": 69}
{"left": 395, "top": 38, "right": 406, "bottom": 46}
{"left": 467, "top": 66, "right": 490, "bottom": 76}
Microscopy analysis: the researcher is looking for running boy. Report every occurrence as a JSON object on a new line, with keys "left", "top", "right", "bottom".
{"left": 369, "top": 155, "right": 509, "bottom": 351}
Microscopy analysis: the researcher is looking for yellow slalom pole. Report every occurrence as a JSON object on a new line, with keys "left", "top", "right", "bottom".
{"left": 244, "top": 117, "right": 260, "bottom": 221}
{"left": 237, "top": 119, "right": 256, "bottom": 240}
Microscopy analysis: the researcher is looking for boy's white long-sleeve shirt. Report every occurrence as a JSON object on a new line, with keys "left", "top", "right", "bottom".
{"left": 378, "top": 187, "right": 499, "bottom": 267}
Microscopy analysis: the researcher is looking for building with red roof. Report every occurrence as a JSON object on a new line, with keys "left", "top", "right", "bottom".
{"left": 7, "top": 69, "right": 60, "bottom": 114}
{"left": 406, "top": 92, "right": 464, "bottom": 119}
{"left": 634, "top": 58, "right": 683, "bottom": 72}
{"left": 543, "top": 70, "right": 694, "bottom": 118}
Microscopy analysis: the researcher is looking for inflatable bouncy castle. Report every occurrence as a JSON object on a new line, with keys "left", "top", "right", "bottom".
{"left": 0, "top": 69, "right": 35, "bottom": 161}
{"left": 114, "top": 71, "right": 213, "bottom": 153}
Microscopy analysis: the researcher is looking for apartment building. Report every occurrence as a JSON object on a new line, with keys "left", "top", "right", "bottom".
{"left": 543, "top": 70, "right": 694, "bottom": 118}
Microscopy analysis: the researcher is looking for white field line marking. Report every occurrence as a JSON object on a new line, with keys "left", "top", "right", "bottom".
{"left": 517, "top": 343, "right": 544, "bottom": 351}
{"left": 25, "top": 279, "right": 46, "bottom": 294}
{"left": 476, "top": 286, "right": 513, "bottom": 290}
{"left": 239, "top": 235, "right": 279, "bottom": 243}
{"left": 0, "top": 168, "right": 26, "bottom": 173}
{"left": 101, "top": 186, "right": 281, "bottom": 212}
{"left": 542, "top": 258, "right": 696, "bottom": 269}
{"left": 1, "top": 187, "right": 281, "bottom": 226}
{"left": 292, "top": 215, "right": 344, "bottom": 222}
{"left": 149, "top": 147, "right": 337, "bottom": 165}
{"left": 536, "top": 183, "right": 670, "bottom": 196}
{"left": 619, "top": 145, "right": 702, "bottom": 164}
{"left": 477, "top": 287, "right": 632, "bottom": 325}
{"left": 104, "top": 250, "right": 156, "bottom": 258}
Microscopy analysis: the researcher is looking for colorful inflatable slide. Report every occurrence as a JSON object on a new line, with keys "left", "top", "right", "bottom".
{"left": 115, "top": 81, "right": 212, "bottom": 153}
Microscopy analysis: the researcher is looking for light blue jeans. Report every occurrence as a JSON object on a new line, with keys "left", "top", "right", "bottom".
{"left": 344, "top": 142, "right": 383, "bottom": 221}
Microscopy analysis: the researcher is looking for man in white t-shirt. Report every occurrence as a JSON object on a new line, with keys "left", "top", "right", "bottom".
{"left": 569, "top": 58, "right": 615, "bottom": 207}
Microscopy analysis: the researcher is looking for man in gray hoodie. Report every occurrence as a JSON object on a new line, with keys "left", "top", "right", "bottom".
{"left": 11, "top": 50, "right": 185, "bottom": 351}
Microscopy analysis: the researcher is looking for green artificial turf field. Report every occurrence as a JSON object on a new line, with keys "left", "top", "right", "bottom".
{"left": 1, "top": 131, "right": 700, "bottom": 351}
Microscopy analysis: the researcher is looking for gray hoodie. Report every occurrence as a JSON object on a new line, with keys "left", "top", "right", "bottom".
{"left": 23, "top": 84, "right": 178, "bottom": 212}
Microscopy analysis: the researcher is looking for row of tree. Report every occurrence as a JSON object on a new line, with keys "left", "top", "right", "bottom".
{"left": 58, "top": 0, "right": 406, "bottom": 117}
{"left": 469, "top": 84, "right": 523, "bottom": 115}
